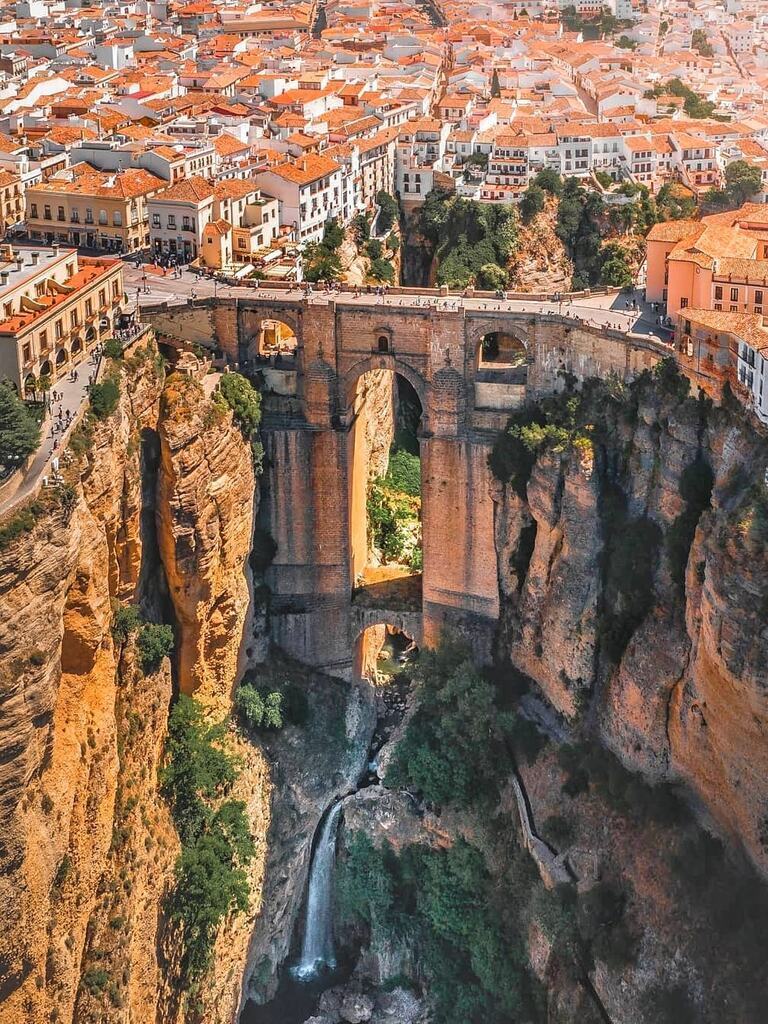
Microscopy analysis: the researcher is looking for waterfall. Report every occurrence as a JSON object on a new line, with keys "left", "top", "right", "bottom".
{"left": 294, "top": 801, "right": 344, "bottom": 980}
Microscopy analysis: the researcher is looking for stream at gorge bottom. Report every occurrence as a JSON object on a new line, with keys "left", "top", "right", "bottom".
{"left": 239, "top": 630, "right": 415, "bottom": 1024}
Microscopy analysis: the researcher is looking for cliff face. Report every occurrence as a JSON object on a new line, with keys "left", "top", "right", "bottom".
{"left": 494, "top": 384, "right": 768, "bottom": 876}
{"left": 155, "top": 371, "right": 270, "bottom": 1024}
{"left": 0, "top": 344, "right": 166, "bottom": 1024}
{"left": 0, "top": 349, "right": 269, "bottom": 1024}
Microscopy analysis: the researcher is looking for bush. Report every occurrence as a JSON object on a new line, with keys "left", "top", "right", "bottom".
{"left": 365, "top": 238, "right": 383, "bottom": 260}
{"left": 235, "top": 684, "right": 284, "bottom": 730}
{"left": 533, "top": 168, "right": 562, "bottom": 195}
{"left": 217, "top": 372, "right": 261, "bottom": 437}
{"left": 383, "top": 448, "right": 420, "bottom": 496}
{"left": 376, "top": 190, "right": 399, "bottom": 233}
{"left": 112, "top": 604, "right": 142, "bottom": 643}
{"left": 0, "top": 381, "right": 41, "bottom": 470}
{"left": 519, "top": 184, "right": 545, "bottom": 223}
{"left": 102, "top": 338, "right": 123, "bottom": 360}
{"left": 136, "top": 623, "right": 174, "bottom": 673}
{"left": 89, "top": 378, "right": 120, "bottom": 420}
{"left": 369, "top": 257, "right": 395, "bottom": 283}
{"left": 477, "top": 262, "right": 509, "bottom": 291}
{"left": 385, "top": 640, "right": 515, "bottom": 808}
{"left": 82, "top": 967, "right": 110, "bottom": 995}
{"left": 161, "top": 695, "right": 255, "bottom": 982}
{"left": 385, "top": 231, "right": 400, "bottom": 252}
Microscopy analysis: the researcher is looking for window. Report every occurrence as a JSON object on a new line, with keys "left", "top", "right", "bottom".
{"left": 168, "top": 215, "right": 176, "bottom": 228}
{"left": 183, "top": 216, "right": 191, "bottom": 230}
{"left": 85, "top": 208, "right": 93, "bottom": 224}
{"left": 39, "top": 329, "right": 47, "bottom": 350}
{"left": 70, "top": 310, "right": 78, "bottom": 328}
{"left": 238, "top": 237, "right": 246, "bottom": 249}
{"left": 57, "top": 205, "right": 65, "bottom": 222}
{"left": 85, "top": 298, "right": 93, "bottom": 317}
{"left": 54, "top": 319, "right": 63, "bottom": 339}
{"left": 714, "top": 286, "right": 723, "bottom": 300}
{"left": 680, "top": 297, "right": 689, "bottom": 309}
{"left": 111, "top": 280, "right": 119, "bottom": 298}
{"left": 98, "top": 289, "right": 106, "bottom": 308}
{"left": 714, "top": 302, "right": 722, "bottom": 311}
{"left": 99, "top": 210, "right": 107, "bottom": 225}
{"left": 66, "top": 263, "right": 74, "bottom": 278}
{"left": 152, "top": 213, "right": 160, "bottom": 228}
{"left": 44, "top": 205, "right": 51, "bottom": 220}
{"left": 377, "top": 335, "right": 389, "bottom": 353}
{"left": 113, "top": 211, "right": 122, "bottom": 226}
{"left": 22, "top": 342, "right": 31, "bottom": 363}
{"left": 731, "top": 287, "right": 739, "bottom": 302}
{"left": 30, "top": 203, "right": 37, "bottom": 218}
{"left": 71, "top": 209, "right": 79, "bottom": 223}
{"left": 756, "top": 290, "right": 763, "bottom": 305}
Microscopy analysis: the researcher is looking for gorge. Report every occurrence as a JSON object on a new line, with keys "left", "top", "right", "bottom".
{"left": 1, "top": 285, "right": 768, "bottom": 1024}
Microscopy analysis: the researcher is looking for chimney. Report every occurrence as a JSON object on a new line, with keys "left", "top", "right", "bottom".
{"left": 0, "top": 271, "right": 8, "bottom": 286}
{"left": 52, "top": 243, "right": 60, "bottom": 257}
{"left": 31, "top": 251, "right": 40, "bottom": 265}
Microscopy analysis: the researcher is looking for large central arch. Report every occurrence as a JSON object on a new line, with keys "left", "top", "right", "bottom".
{"left": 344, "top": 357, "right": 426, "bottom": 587}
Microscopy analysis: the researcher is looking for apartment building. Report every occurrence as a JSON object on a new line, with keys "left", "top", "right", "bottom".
{"left": 147, "top": 176, "right": 215, "bottom": 262}
{"left": 254, "top": 155, "right": 343, "bottom": 244}
{"left": 676, "top": 308, "right": 768, "bottom": 423}
{"left": 0, "top": 244, "right": 123, "bottom": 391}
{"left": 0, "top": 170, "right": 23, "bottom": 235}
{"left": 647, "top": 205, "right": 768, "bottom": 315}
{"left": 396, "top": 119, "right": 450, "bottom": 201}
{"left": 26, "top": 166, "right": 164, "bottom": 253}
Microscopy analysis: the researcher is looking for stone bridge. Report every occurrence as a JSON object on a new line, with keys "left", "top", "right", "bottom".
{"left": 146, "top": 294, "right": 667, "bottom": 676}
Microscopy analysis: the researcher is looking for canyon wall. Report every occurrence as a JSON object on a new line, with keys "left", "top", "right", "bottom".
{"left": 493, "top": 382, "right": 768, "bottom": 876}
{"left": 0, "top": 345, "right": 269, "bottom": 1024}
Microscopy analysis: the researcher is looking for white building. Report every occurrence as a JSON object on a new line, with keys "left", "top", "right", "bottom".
{"left": 147, "top": 175, "right": 215, "bottom": 262}
{"left": 254, "top": 155, "right": 343, "bottom": 244}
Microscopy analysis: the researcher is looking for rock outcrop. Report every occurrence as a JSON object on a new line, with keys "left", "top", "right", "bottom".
{"left": 0, "top": 345, "right": 270, "bottom": 1024}
{"left": 493, "top": 385, "right": 768, "bottom": 876}
{"left": 0, "top": 342, "right": 166, "bottom": 1024}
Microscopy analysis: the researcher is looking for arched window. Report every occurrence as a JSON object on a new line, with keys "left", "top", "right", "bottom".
{"left": 377, "top": 335, "right": 389, "bottom": 353}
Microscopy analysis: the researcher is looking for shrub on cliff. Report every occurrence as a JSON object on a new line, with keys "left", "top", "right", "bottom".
{"left": 235, "top": 683, "right": 284, "bottom": 730}
{"left": 217, "top": 372, "right": 261, "bottom": 437}
{"left": 89, "top": 378, "right": 120, "bottom": 419}
{"left": 136, "top": 622, "right": 174, "bottom": 673}
{"left": 385, "top": 640, "right": 514, "bottom": 808}
{"left": 162, "top": 695, "right": 255, "bottom": 981}
{"left": 102, "top": 338, "right": 123, "bottom": 360}
{"left": 376, "top": 190, "right": 399, "bottom": 233}
{"left": 111, "top": 603, "right": 142, "bottom": 643}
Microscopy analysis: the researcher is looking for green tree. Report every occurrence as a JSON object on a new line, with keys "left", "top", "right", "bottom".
{"left": 477, "top": 262, "right": 509, "bottom": 291}
{"left": 519, "top": 184, "right": 545, "bottom": 223}
{"left": 724, "top": 159, "right": 763, "bottom": 205}
{"left": 385, "top": 231, "right": 400, "bottom": 252}
{"left": 692, "top": 28, "right": 713, "bottom": 57}
{"left": 136, "top": 623, "right": 174, "bottom": 673}
{"left": 111, "top": 603, "right": 142, "bottom": 642}
{"left": 376, "top": 190, "right": 399, "bottom": 233}
{"left": 235, "top": 684, "right": 284, "bottom": 730}
{"left": 89, "top": 378, "right": 120, "bottom": 419}
{"left": 217, "top": 372, "right": 261, "bottom": 436}
{"left": 369, "top": 257, "right": 395, "bottom": 283}
{"left": 385, "top": 640, "right": 515, "bottom": 808}
{"left": 321, "top": 217, "right": 344, "bottom": 250}
{"left": 533, "top": 168, "right": 562, "bottom": 195}
{"left": 0, "top": 380, "right": 40, "bottom": 471}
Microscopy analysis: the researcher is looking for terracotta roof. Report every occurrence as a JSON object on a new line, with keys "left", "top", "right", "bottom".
{"left": 155, "top": 175, "right": 214, "bottom": 202}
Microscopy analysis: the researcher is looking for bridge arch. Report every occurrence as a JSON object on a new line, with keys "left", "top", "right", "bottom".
{"left": 341, "top": 354, "right": 429, "bottom": 430}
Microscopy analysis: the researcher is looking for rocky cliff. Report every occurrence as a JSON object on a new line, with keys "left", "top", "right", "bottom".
{"left": 492, "top": 372, "right": 768, "bottom": 876}
{"left": 0, "top": 343, "right": 269, "bottom": 1024}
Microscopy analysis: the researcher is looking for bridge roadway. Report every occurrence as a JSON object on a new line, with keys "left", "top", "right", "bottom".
{"left": 125, "top": 263, "right": 671, "bottom": 347}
